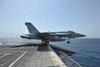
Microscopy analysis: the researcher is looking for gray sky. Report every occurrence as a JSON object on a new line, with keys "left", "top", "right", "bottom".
{"left": 0, "top": 0, "right": 100, "bottom": 38}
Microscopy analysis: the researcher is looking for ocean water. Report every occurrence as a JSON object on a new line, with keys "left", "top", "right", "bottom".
{"left": 0, "top": 38, "right": 100, "bottom": 67}
{"left": 51, "top": 38, "right": 100, "bottom": 67}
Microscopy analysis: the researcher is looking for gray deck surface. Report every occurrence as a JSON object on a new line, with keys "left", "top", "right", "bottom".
{"left": 0, "top": 44, "right": 55, "bottom": 67}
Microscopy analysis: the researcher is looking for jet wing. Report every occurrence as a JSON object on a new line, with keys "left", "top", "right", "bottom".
{"left": 38, "top": 32, "right": 85, "bottom": 39}
{"left": 51, "top": 34, "right": 69, "bottom": 37}
{"left": 51, "top": 33, "right": 85, "bottom": 38}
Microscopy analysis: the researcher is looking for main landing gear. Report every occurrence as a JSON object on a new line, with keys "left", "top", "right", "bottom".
{"left": 42, "top": 40, "right": 49, "bottom": 45}
{"left": 45, "top": 41, "right": 49, "bottom": 45}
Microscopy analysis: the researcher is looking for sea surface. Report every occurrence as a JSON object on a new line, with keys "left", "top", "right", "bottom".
{"left": 51, "top": 38, "right": 100, "bottom": 67}
{"left": 0, "top": 38, "right": 100, "bottom": 67}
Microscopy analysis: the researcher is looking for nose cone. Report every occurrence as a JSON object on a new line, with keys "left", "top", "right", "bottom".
{"left": 76, "top": 33, "right": 86, "bottom": 37}
{"left": 80, "top": 34, "right": 86, "bottom": 37}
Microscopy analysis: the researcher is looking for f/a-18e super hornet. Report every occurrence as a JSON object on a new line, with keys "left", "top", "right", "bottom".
{"left": 21, "top": 22, "right": 85, "bottom": 45}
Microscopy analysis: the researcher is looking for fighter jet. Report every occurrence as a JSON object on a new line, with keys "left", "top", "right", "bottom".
{"left": 21, "top": 22, "right": 85, "bottom": 45}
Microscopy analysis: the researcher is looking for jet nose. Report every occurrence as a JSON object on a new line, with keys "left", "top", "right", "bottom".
{"left": 81, "top": 34, "right": 86, "bottom": 37}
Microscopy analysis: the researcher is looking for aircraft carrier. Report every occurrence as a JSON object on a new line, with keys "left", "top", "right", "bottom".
{"left": 0, "top": 43, "right": 81, "bottom": 67}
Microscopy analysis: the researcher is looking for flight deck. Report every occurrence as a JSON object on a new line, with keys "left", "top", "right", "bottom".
{"left": 0, "top": 45, "right": 56, "bottom": 67}
{"left": 0, "top": 43, "right": 81, "bottom": 67}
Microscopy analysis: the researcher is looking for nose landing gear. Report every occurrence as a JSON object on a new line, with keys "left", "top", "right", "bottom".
{"left": 67, "top": 41, "right": 70, "bottom": 44}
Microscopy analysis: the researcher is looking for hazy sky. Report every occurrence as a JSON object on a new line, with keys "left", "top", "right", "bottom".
{"left": 0, "top": 0, "right": 100, "bottom": 38}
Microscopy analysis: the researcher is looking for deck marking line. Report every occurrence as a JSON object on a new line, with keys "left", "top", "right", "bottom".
{"left": 8, "top": 51, "right": 28, "bottom": 67}
{"left": 48, "top": 46, "right": 67, "bottom": 67}
{"left": 0, "top": 53, "right": 10, "bottom": 58}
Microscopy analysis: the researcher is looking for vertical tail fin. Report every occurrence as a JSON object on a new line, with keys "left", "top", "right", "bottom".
{"left": 25, "top": 22, "right": 39, "bottom": 34}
